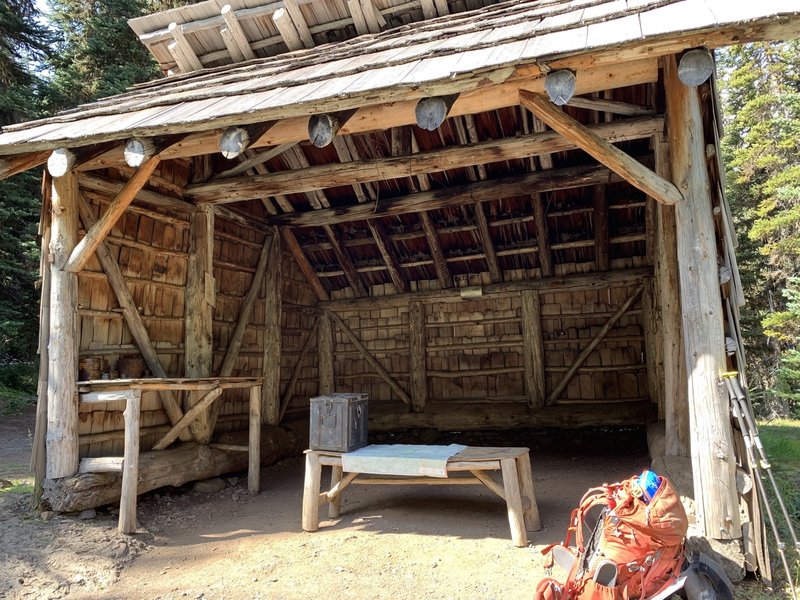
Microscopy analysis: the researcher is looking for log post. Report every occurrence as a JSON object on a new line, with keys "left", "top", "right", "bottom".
{"left": 46, "top": 171, "right": 79, "bottom": 479}
{"left": 248, "top": 385, "right": 261, "bottom": 494}
{"left": 653, "top": 134, "right": 689, "bottom": 457}
{"left": 32, "top": 176, "right": 52, "bottom": 505}
{"left": 318, "top": 311, "right": 334, "bottom": 394}
{"left": 409, "top": 301, "right": 427, "bottom": 412}
{"left": 184, "top": 205, "right": 215, "bottom": 443}
{"left": 262, "top": 232, "right": 282, "bottom": 424}
{"left": 119, "top": 390, "right": 142, "bottom": 534}
{"left": 521, "top": 290, "right": 545, "bottom": 408}
{"left": 664, "top": 54, "right": 740, "bottom": 540}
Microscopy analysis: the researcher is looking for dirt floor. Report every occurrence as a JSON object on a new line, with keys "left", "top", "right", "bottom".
{"left": 1, "top": 413, "right": 667, "bottom": 600}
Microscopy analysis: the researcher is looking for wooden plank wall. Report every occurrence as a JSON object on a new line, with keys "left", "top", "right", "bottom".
{"left": 76, "top": 173, "right": 318, "bottom": 457}
{"left": 328, "top": 262, "right": 649, "bottom": 428}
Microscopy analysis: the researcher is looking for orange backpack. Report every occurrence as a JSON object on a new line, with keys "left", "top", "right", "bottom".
{"left": 534, "top": 474, "right": 689, "bottom": 600}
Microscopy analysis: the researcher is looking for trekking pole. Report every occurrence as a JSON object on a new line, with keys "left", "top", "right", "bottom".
{"left": 725, "top": 373, "right": 800, "bottom": 551}
{"left": 723, "top": 375, "right": 798, "bottom": 600}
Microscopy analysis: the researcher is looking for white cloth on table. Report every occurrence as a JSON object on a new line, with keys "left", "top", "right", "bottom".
{"left": 341, "top": 444, "right": 467, "bottom": 478}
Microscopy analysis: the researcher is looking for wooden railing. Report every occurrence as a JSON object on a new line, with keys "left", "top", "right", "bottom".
{"left": 78, "top": 377, "right": 263, "bottom": 534}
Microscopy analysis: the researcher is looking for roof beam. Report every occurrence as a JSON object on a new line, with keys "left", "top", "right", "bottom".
{"left": 212, "top": 142, "right": 296, "bottom": 180}
{"left": 0, "top": 151, "right": 49, "bottom": 181}
{"left": 519, "top": 91, "right": 682, "bottom": 206}
{"left": 282, "top": 0, "right": 314, "bottom": 48}
{"left": 65, "top": 156, "right": 161, "bottom": 273}
{"left": 168, "top": 22, "right": 203, "bottom": 72}
{"left": 272, "top": 7, "right": 304, "bottom": 52}
{"left": 531, "top": 193, "right": 552, "bottom": 277}
{"left": 267, "top": 160, "right": 640, "bottom": 227}
{"left": 567, "top": 96, "right": 656, "bottom": 117}
{"left": 347, "top": 0, "right": 370, "bottom": 36}
{"left": 188, "top": 115, "right": 664, "bottom": 204}
{"left": 280, "top": 226, "right": 329, "bottom": 301}
{"left": 453, "top": 115, "right": 501, "bottom": 283}
{"left": 220, "top": 4, "right": 256, "bottom": 61}
{"left": 331, "top": 136, "right": 408, "bottom": 294}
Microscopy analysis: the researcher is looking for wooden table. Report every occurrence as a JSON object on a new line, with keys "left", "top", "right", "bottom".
{"left": 301, "top": 446, "right": 541, "bottom": 547}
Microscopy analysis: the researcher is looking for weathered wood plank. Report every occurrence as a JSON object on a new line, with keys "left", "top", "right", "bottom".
{"left": 419, "top": 212, "right": 451, "bottom": 289}
{"left": 531, "top": 193, "right": 552, "bottom": 277}
{"left": 281, "top": 227, "right": 329, "bottom": 301}
{"left": 279, "top": 317, "right": 320, "bottom": 422}
{"left": 152, "top": 387, "right": 223, "bottom": 451}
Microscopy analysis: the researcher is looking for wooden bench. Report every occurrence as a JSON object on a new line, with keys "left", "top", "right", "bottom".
{"left": 301, "top": 446, "right": 541, "bottom": 546}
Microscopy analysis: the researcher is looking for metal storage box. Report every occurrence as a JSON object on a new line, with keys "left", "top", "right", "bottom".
{"left": 309, "top": 393, "right": 368, "bottom": 452}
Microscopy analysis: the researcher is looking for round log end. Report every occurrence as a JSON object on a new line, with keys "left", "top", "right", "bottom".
{"left": 308, "top": 114, "right": 338, "bottom": 148}
{"left": 124, "top": 138, "right": 155, "bottom": 168}
{"left": 544, "top": 69, "right": 576, "bottom": 106}
{"left": 415, "top": 97, "right": 448, "bottom": 131}
{"left": 678, "top": 48, "right": 714, "bottom": 87}
{"left": 220, "top": 126, "right": 250, "bottom": 159}
{"left": 47, "top": 148, "right": 76, "bottom": 178}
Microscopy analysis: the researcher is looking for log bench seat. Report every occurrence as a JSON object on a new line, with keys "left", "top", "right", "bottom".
{"left": 301, "top": 445, "right": 541, "bottom": 547}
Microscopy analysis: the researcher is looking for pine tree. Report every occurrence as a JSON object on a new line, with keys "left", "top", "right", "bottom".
{"left": 718, "top": 41, "right": 800, "bottom": 414}
{"left": 0, "top": 0, "right": 50, "bottom": 362}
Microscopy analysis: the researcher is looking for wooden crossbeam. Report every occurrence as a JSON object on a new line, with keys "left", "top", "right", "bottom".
{"left": 188, "top": 115, "right": 663, "bottom": 204}
{"left": 76, "top": 194, "right": 192, "bottom": 442}
{"left": 329, "top": 311, "right": 411, "bottom": 405}
{"left": 546, "top": 285, "right": 643, "bottom": 405}
{"left": 266, "top": 161, "right": 637, "bottom": 228}
{"left": 520, "top": 91, "right": 682, "bottom": 206}
{"left": 567, "top": 96, "right": 656, "bottom": 117}
{"left": 66, "top": 156, "right": 161, "bottom": 273}
{"left": 279, "top": 316, "right": 320, "bottom": 422}
{"left": 152, "top": 387, "right": 224, "bottom": 450}
{"left": 213, "top": 143, "right": 296, "bottom": 180}
{"left": 0, "top": 151, "right": 49, "bottom": 181}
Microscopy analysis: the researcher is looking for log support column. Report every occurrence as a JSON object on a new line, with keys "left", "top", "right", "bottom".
{"left": 46, "top": 172, "right": 80, "bottom": 479}
{"left": 664, "top": 54, "right": 740, "bottom": 541}
{"left": 262, "top": 233, "right": 282, "bottom": 424}
{"left": 409, "top": 301, "right": 427, "bottom": 412}
{"left": 318, "top": 311, "right": 334, "bottom": 395}
{"left": 184, "top": 205, "right": 215, "bottom": 443}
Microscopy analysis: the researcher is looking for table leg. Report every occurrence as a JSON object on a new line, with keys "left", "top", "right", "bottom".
{"left": 329, "top": 465, "right": 343, "bottom": 518}
{"left": 500, "top": 457, "right": 528, "bottom": 547}
{"left": 516, "top": 453, "right": 541, "bottom": 532}
{"left": 302, "top": 451, "right": 322, "bottom": 532}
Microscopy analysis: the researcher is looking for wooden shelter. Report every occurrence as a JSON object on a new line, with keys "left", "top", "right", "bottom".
{"left": 1, "top": 0, "right": 799, "bottom": 574}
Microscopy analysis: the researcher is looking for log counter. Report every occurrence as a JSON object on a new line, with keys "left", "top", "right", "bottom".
{"left": 302, "top": 446, "right": 541, "bottom": 547}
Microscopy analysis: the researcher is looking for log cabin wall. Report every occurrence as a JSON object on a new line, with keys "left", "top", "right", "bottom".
{"left": 76, "top": 164, "right": 319, "bottom": 458}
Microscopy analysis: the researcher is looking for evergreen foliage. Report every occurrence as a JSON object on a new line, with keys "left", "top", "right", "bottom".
{"left": 718, "top": 42, "right": 800, "bottom": 415}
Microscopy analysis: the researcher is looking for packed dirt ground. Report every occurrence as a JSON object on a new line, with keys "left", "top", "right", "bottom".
{"left": 0, "top": 413, "right": 775, "bottom": 600}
